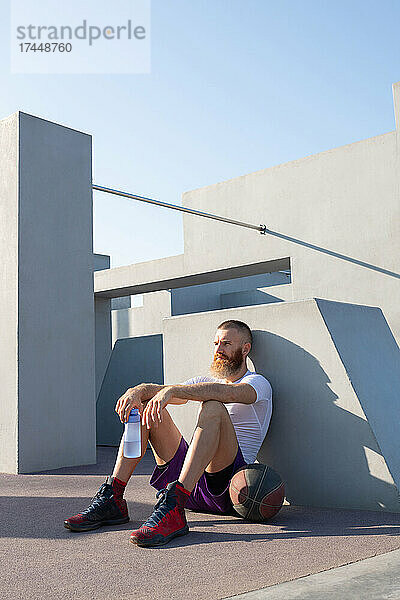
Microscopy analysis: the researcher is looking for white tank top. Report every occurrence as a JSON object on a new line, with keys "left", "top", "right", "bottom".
{"left": 182, "top": 370, "right": 273, "bottom": 464}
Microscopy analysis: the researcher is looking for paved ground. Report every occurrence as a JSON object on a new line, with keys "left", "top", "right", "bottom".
{"left": 1, "top": 446, "right": 399, "bottom": 600}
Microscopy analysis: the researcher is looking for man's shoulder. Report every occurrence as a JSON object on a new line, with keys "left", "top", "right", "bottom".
{"left": 239, "top": 371, "right": 272, "bottom": 398}
{"left": 241, "top": 370, "right": 269, "bottom": 382}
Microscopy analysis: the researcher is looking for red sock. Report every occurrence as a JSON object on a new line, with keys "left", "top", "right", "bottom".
{"left": 176, "top": 481, "right": 191, "bottom": 508}
{"left": 112, "top": 477, "right": 127, "bottom": 499}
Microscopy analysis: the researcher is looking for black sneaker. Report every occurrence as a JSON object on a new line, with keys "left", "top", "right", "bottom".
{"left": 129, "top": 481, "right": 190, "bottom": 547}
{"left": 64, "top": 476, "right": 129, "bottom": 532}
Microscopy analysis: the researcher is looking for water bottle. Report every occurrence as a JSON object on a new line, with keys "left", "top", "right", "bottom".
{"left": 123, "top": 408, "right": 141, "bottom": 458}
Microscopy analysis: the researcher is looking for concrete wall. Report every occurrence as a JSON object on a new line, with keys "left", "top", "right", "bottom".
{"left": 111, "top": 290, "right": 171, "bottom": 345}
{"left": 96, "top": 334, "right": 164, "bottom": 445}
{"left": 171, "top": 271, "right": 291, "bottom": 316}
{"left": 94, "top": 254, "right": 112, "bottom": 399}
{"left": 0, "top": 112, "right": 95, "bottom": 473}
{"left": 164, "top": 301, "right": 400, "bottom": 512}
{"left": 0, "top": 113, "right": 19, "bottom": 473}
{"left": 220, "top": 284, "right": 292, "bottom": 308}
{"left": 94, "top": 254, "right": 135, "bottom": 400}
{"left": 181, "top": 128, "right": 400, "bottom": 347}
{"left": 110, "top": 274, "right": 291, "bottom": 344}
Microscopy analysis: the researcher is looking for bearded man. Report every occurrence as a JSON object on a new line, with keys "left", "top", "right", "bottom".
{"left": 64, "top": 319, "right": 273, "bottom": 547}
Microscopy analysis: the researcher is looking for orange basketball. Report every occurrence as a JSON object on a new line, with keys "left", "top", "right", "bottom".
{"left": 229, "top": 463, "right": 285, "bottom": 521}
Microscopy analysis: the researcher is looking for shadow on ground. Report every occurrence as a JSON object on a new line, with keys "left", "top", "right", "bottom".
{"left": 31, "top": 446, "right": 155, "bottom": 476}
{"left": 1, "top": 494, "right": 399, "bottom": 543}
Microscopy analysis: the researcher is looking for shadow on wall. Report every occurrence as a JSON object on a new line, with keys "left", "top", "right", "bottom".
{"left": 171, "top": 271, "right": 290, "bottom": 316}
{"left": 96, "top": 335, "right": 164, "bottom": 446}
{"left": 266, "top": 229, "right": 400, "bottom": 279}
{"left": 221, "top": 289, "right": 283, "bottom": 309}
{"left": 250, "top": 328, "right": 400, "bottom": 513}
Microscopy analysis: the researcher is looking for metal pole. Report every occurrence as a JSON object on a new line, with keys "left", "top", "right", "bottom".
{"left": 93, "top": 184, "right": 267, "bottom": 234}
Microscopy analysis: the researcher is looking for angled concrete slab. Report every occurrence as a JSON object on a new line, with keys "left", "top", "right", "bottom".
{"left": 96, "top": 335, "right": 164, "bottom": 445}
{"left": 316, "top": 299, "right": 400, "bottom": 493}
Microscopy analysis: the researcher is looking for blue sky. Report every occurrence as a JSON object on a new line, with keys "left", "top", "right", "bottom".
{"left": 2, "top": 0, "right": 400, "bottom": 266}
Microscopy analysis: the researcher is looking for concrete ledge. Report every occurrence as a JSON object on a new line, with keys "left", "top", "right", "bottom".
{"left": 94, "top": 256, "right": 290, "bottom": 298}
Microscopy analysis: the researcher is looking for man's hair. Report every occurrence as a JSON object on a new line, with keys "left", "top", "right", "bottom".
{"left": 217, "top": 320, "right": 253, "bottom": 346}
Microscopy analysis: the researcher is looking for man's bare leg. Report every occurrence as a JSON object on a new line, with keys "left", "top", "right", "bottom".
{"left": 179, "top": 400, "right": 238, "bottom": 492}
{"left": 112, "top": 407, "right": 182, "bottom": 483}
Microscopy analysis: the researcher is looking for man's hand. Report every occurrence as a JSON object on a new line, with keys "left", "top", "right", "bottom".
{"left": 141, "top": 387, "right": 173, "bottom": 429}
{"left": 115, "top": 385, "right": 147, "bottom": 424}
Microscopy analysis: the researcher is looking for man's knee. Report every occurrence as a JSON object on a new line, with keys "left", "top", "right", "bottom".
{"left": 198, "top": 400, "right": 227, "bottom": 423}
{"left": 148, "top": 406, "right": 175, "bottom": 436}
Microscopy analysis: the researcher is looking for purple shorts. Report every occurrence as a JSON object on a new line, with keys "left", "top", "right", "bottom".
{"left": 149, "top": 436, "right": 247, "bottom": 514}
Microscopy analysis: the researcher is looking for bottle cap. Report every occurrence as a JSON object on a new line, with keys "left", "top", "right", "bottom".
{"left": 127, "top": 408, "right": 140, "bottom": 422}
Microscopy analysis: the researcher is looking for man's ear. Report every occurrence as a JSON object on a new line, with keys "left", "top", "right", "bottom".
{"left": 242, "top": 342, "right": 251, "bottom": 358}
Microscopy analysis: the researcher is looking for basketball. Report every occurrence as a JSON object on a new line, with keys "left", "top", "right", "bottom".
{"left": 229, "top": 463, "right": 285, "bottom": 521}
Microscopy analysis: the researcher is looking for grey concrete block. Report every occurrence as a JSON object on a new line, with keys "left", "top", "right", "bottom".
{"left": 0, "top": 112, "right": 95, "bottom": 473}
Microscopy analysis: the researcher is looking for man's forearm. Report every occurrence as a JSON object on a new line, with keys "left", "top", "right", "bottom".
{"left": 165, "top": 383, "right": 239, "bottom": 404}
{"left": 137, "top": 383, "right": 188, "bottom": 405}
{"left": 137, "top": 381, "right": 255, "bottom": 408}
{"left": 137, "top": 383, "right": 165, "bottom": 401}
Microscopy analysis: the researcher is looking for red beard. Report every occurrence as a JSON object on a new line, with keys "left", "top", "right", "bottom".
{"left": 210, "top": 347, "right": 244, "bottom": 378}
